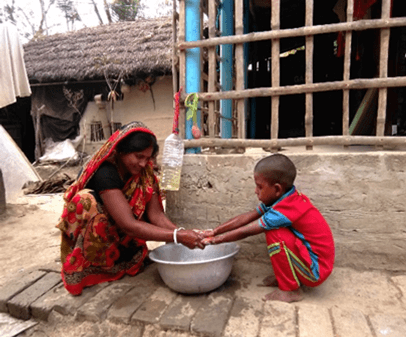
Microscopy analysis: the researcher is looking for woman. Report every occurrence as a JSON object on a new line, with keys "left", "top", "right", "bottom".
{"left": 57, "top": 121, "right": 203, "bottom": 295}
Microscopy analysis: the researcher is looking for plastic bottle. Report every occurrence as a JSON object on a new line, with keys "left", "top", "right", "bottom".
{"left": 160, "top": 88, "right": 184, "bottom": 191}
{"left": 160, "top": 133, "right": 184, "bottom": 191}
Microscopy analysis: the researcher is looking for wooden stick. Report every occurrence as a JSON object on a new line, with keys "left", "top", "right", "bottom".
{"left": 172, "top": 0, "right": 178, "bottom": 97}
{"left": 342, "top": 0, "right": 354, "bottom": 140}
{"left": 178, "top": 17, "right": 406, "bottom": 50}
{"left": 208, "top": 0, "right": 217, "bottom": 138}
{"left": 183, "top": 136, "right": 406, "bottom": 148}
{"left": 305, "top": 0, "right": 314, "bottom": 150}
{"left": 271, "top": 0, "right": 280, "bottom": 144}
{"left": 196, "top": 76, "right": 406, "bottom": 101}
{"left": 376, "top": 0, "right": 391, "bottom": 138}
{"left": 178, "top": 0, "right": 186, "bottom": 139}
{"left": 235, "top": 0, "right": 245, "bottom": 139}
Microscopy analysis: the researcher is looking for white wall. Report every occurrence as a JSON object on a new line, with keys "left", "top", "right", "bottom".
{"left": 80, "top": 76, "right": 174, "bottom": 157}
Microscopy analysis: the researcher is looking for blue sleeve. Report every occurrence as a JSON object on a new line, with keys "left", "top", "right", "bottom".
{"left": 258, "top": 208, "right": 292, "bottom": 230}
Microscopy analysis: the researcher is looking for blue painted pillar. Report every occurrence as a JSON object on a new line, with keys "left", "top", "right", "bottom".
{"left": 220, "top": 0, "right": 234, "bottom": 138}
{"left": 185, "top": 0, "right": 201, "bottom": 153}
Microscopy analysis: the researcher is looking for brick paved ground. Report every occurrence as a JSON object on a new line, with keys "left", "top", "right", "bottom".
{"left": 1, "top": 258, "right": 406, "bottom": 337}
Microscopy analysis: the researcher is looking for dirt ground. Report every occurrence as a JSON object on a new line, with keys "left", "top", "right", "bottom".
{"left": 0, "top": 194, "right": 63, "bottom": 288}
{"left": 0, "top": 164, "right": 81, "bottom": 288}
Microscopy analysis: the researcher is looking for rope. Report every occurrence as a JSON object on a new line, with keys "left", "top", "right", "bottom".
{"left": 172, "top": 87, "right": 183, "bottom": 134}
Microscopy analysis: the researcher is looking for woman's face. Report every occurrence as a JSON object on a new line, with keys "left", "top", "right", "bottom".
{"left": 118, "top": 145, "right": 154, "bottom": 176}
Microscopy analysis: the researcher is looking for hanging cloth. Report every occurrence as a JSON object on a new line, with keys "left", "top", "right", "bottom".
{"left": 0, "top": 23, "right": 31, "bottom": 108}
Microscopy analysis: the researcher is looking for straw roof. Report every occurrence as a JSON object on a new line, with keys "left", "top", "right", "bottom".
{"left": 24, "top": 17, "right": 173, "bottom": 84}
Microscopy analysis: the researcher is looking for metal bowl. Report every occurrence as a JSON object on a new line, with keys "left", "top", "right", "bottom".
{"left": 149, "top": 242, "right": 240, "bottom": 294}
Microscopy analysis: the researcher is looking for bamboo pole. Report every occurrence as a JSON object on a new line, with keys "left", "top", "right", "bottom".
{"left": 183, "top": 135, "right": 406, "bottom": 148}
{"left": 343, "top": 0, "right": 354, "bottom": 143}
{"left": 178, "top": 17, "right": 406, "bottom": 50}
{"left": 376, "top": 0, "right": 391, "bottom": 138}
{"left": 271, "top": 0, "right": 280, "bottom": 146}
{"left": 197, "top": 76, "right": 406, "bottom": 101}
{"left": 235, "top": 0, "right": 245, "bottom": 139}
{"left": 172, "top": 0, "right": 178, "bottom": 98}
{"left": 208, "top": 0, "right": 217, "bottom": 138}
{"left": 178, "top": 0, "right": 186, "bottom": 139}
{"left": 305, "top": 0, "right": 314, "bottom": 150}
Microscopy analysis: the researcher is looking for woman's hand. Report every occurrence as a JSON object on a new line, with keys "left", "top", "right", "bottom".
{"left": 177, "top": 229, "right": 205, "bottom": 250}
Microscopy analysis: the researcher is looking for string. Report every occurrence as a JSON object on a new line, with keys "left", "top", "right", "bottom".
{"left": 172, "top": 87, "right": 182, "bottom": 134}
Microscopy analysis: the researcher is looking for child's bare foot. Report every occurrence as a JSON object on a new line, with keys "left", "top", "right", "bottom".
{"left": 262, "top": 288, "right": 303, "bottom": 303}
{"left": 258, "top": 275, "right": 278, "bottom": 287}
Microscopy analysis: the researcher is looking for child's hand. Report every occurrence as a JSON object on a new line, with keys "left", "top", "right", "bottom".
{"left": 201, "top": 235, "right": 224, "bottom": 245}
{"left": 201, "top": 237, "right": 215, "bottom": 245}
{"left": 193, "top": 229, "right": 215, "bottom": 238}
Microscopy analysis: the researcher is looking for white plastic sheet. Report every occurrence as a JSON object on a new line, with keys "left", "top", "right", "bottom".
{"left": 0, "top": 125, "right": 41, "bottom": 202}
{"left": 0, "top": 313, "right": 38, "bottom": 337}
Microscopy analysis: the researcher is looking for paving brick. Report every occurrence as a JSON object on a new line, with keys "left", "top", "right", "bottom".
{"left": 75, "top": 283, "right": 133, "bottom": 322}
{"left": 30, "top": 282, "right": 107, "bottom": 320}
{"left": 191, "top": 293, "right": 234, "bottom": 337}
{"left": 115, "top": 264, "right": 163, "bottom": 287}
{"left": 331, "top": 307, "right": 373, "bottom": 337}
{"left": 160, "top": 294, "right": 206, "bottom": 331}
{"left": 223, "top": 297, "right": 263, "bottom": 337}
{"left": 259, "top": 301, "right": 296, "bottom": 337}
{"left": 0, "top": 270, "right": 46, "bottom": 312}
{"left": 297, "top": 304, "right": 334, "bottom": 337}
{"left": 391, "top": 275, "right": 406, "bottom": 299}
{"left": 130, "top": 287, "right": 176, "bottom": 325}
{"left": 107, "top": 282, "right": 157, "bottom": 324}
{"left": 369, "top": 314, "right": 406, "bottom": 337}
{"left": 142, "top": 324, "right": 194, "bottom": 337}
{"left": 7, "top": 272, "right": 61, "bottom": 320}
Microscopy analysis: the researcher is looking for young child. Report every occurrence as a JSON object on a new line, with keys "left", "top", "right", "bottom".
{"left": 202, "top": 154, "right": 335, "bottom": 303}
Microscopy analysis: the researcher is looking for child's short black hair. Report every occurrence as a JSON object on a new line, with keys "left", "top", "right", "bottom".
{"left": 116, "top": 131, "right": 159, "bottom": 158}
{"left": 254, "top": 154, "right": 296, "bottom": 190}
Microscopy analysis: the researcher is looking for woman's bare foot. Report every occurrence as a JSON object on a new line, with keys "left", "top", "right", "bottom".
{"left": 258, "top": 275, "right": 278, "bottom": 287}
{"left": 262, "top": 288, "right": 303, "bottom": 303}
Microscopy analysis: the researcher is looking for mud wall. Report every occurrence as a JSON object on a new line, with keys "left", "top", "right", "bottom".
{"left": 165, "top": 151, "right": 406, "bottom": 272}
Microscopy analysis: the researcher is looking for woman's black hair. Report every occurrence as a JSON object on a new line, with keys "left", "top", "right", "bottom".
{"left": 116, "top": 131, "right": 159, "bottom": 157}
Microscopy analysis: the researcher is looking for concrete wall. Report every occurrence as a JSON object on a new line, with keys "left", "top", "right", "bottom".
{"left": 165, "top": 150, "right": 406, "bottom": 272}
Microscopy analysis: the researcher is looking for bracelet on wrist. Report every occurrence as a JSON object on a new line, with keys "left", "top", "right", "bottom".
{"left": 173, "top": 227, "right": 185, "bottom": 244}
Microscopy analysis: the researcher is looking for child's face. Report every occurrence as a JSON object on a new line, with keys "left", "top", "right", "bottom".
{"left": 254, "top": 172, "right": 281, "bottom": 206}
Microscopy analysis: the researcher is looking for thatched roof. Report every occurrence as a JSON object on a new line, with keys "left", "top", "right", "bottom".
{"left": 24, "top": 17, "right": 173, "bottom": 84}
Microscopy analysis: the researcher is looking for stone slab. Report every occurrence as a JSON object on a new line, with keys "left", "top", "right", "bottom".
{"left": 331, "top": 307, "right": 373, "bottom": 337}
{"left": 75, "top": 283, "right": 133, "bottom": 322}
{"left": 297, "top": 304, "right": 334, "bottom": 337}
{"left": 7, "top": 272, "right": 61, "bottom": 320}
{"left": 160, "top": 294, "right": 206, "bottom": 331}
{"left": 223, "top": 297, "right": 263, "bottom": 337}
{"left": 369, "top": 314, "right": 406, "bottom": 337}
{"left": 191, "top": 293, "right": 233, "bottom": 337}
{"left": 259, "top": 301, "right": 296, "bottom": 337}
{"left": 107, "top": 282, "right": 157, "bottom": 324}
{"left": 30, "top": 282, "right": 107, "bottom": 320}
{"left": 0, "top": 270, "right": 46, "bottom": 312}
{"left": 130, "top": 287, "right": 177, "bottom": 325}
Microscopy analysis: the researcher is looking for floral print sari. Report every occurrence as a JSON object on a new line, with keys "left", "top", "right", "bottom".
{"left": 56, "top": 121, "right": 160, "bottom": 295}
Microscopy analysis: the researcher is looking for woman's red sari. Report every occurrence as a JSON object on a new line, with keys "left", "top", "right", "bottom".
{"left": 56, "top": 122, "right": 161, "bottom": 295}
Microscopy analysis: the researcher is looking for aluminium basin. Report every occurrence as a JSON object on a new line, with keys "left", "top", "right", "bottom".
{"left": 149, "top": 242, "right": 240, "bottom": 294}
